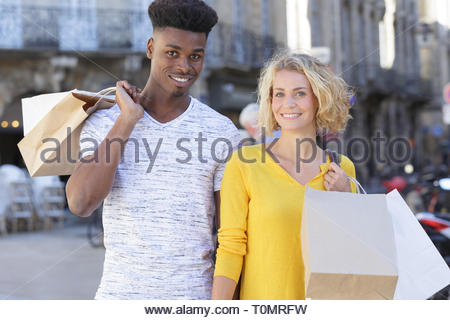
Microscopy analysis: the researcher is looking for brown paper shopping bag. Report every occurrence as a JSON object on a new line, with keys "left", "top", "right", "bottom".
{"left": 302, "top": 180, "right": 399, "bottom": 300}
{"left": 18, "top": 88, "right": 116, "bottom": 177}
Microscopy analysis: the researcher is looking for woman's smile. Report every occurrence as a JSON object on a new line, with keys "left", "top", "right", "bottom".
{"left": 280, "top": 112, "right": 302, "bottom": 119}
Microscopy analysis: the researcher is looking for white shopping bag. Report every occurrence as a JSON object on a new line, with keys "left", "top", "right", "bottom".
{"left": 387, "top": 189, "right": 450, "bottom": 299}
{"left": 302, "top": 187, "right": 398, "bottom": 299}
{"left": 302, "top": 184, "right": 450, "bottom": 300}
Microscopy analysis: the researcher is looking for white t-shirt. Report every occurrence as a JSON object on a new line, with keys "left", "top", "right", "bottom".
{"left": 79, "top": 97, "right": 241, "bottom": 299}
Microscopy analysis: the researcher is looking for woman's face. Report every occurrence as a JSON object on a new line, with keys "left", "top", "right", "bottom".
{"left": 271, "top": 69, "right": 318, "bottom": 134}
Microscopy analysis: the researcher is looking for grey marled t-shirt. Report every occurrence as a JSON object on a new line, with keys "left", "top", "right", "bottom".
{"left": 79, "top": 97, "right": 241, "bottom": 299}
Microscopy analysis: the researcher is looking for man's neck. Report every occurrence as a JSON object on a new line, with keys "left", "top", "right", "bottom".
{"left": 139, "top": 79, "right": 191, "bottom": 123}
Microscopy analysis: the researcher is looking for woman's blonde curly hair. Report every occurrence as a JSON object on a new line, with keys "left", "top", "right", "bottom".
{"left": 257, "top": 51, "right": 353, "bottom": 136}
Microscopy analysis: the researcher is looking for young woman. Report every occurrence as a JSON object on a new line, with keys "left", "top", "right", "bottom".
{"left": 211, "top": 52, "right": 357, "bottom": 300}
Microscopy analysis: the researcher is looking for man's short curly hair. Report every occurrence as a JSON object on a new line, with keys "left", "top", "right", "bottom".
{"left": 148, "top": 0, "right": 218, "bottom": 36}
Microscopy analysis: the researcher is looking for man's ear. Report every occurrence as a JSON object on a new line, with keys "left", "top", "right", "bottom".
{"left": 146, "top": 37, "right": 154, "bottom": 60}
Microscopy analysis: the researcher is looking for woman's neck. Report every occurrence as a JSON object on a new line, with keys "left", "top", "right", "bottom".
{"left": 272, "top": 128, "right": 322, "bottom": 164}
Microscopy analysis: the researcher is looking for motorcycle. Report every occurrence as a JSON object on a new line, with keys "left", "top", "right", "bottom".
{"left": 415, "top": 211, "right": 450, "bottom": 262}
{"left": 416, "top": 178, "right": 450, "bottom": 300}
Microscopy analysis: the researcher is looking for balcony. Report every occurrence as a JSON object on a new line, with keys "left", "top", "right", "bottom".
{"left": 206, "top": 23, "right": 280, "bottom": 71}
{"left": 0, "top": 3, "right": 281, "bottom": 71}
{"left": 0, "top": 3, "right": 152, "bottom": 54}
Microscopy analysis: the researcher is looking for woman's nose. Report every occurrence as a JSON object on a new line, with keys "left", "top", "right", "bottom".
{"left": 286, "top": 95, "right": 297, "bottom": 108}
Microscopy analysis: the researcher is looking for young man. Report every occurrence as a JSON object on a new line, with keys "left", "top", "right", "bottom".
{"left": 66, "top": 0, "right": 240, "bottom": 299}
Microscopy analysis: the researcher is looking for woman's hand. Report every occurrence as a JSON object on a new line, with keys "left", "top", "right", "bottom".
{"left": 324, "top": 162, "right": 351, "bottom": 192}
{"left": 115, "top": 80, "right": 144, "bottom": 125}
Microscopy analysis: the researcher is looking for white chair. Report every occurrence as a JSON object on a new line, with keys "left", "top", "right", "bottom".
{"left": 31, "top": 177, "right": 66, "bottom": 230}
{"left": 0, "top": 207, "right": 6, "bottom": 236}
{"left": 0, "top": 164, "right": 34, "bottom": 233}
{"left": 9, "top": 180, "right": 35, "bottom": 232}
{"left": 42, "top": 183, "right": 66, "bottom": 229}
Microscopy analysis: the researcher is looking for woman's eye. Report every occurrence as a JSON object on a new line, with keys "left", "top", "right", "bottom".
{"left": 275, "top": 92, "right": 284, "bottom": 97}
{"left": 296, "top": 91, "right": 305, "bottom": 96}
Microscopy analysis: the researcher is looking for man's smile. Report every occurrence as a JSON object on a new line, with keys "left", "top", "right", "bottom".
{"left": 169, "top": 74, "right": 193, "bottom": 86}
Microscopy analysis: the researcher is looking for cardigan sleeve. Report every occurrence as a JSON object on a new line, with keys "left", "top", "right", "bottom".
{"left": 214, "top": 150, "right": 249, "bottom": 283}
{"left": 341, "top": 155, "right": 357, "bottom": 193}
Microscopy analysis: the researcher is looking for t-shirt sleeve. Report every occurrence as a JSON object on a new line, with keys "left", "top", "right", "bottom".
{"left": 79, "top": 112, "right": 109, "bottom": 160}
{"left": 213, "top": 121, "right": 242, "bottom": 192}
{"left": 214, "top": 150, "right": 248, "bottom": 283}
{"left": 341, "top": 155, "right": 357, "bottom": 193}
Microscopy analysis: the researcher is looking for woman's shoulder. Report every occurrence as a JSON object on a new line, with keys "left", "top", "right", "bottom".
{"left": 227, "top": 144, "right": 266, "bottom": 169}
{"left": 231, "top": 144, "right": 262, "bottom": 158}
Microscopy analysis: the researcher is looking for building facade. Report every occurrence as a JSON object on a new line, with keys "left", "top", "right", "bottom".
{"left": 0, "top": 0, "right": 287, "bottom": 167}
{"left": 288, "top": 0, "right": 449, "bottom": 187}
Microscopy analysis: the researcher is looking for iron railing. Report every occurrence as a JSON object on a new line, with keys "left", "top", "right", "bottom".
{"left": 0, "top": 3, "right": 281, "bottom": 70}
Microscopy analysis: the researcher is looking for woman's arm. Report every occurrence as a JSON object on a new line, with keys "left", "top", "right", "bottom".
{"left": 212, "top": 151, "right": 249, "bottom": 299}
{"left": 211, "top": 276, "right": 237, "bottom": 300}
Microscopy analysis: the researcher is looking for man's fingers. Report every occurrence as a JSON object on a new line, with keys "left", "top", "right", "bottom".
{"left": 116, "top": 85, "right": 134, "bottom": 103}
{"left": 117, "top": 81, "right": 138, "bottom": 101}
{"left": 116, "top": 80, "right": 135, "bottom": 92}
{"left": 122, "top": 80, "right": 131, "bottom": 90}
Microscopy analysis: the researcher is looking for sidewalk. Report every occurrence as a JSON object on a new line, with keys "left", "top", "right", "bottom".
{"left": 0, "top": 217, "right": 104, "bottom": 300}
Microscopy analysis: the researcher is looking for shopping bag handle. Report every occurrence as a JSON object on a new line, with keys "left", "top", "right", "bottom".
{"left": 327, "top": 150, "right": 367, "bottom": 194}
{"left": 347, "top": 175, "right": 367, "bottom": 194}
{"left": 93, "top": 87, "right": 116, "bottom": 101}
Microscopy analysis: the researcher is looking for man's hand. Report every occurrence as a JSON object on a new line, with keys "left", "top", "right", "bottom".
{"left": 115, "top": 80, "right": 144, "bottom": 124}
{"left": 324, "top": 162, "right": 351, "bottom": 192}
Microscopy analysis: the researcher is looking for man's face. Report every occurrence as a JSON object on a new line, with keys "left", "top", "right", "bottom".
{"left": 147, "top": 27, "right": 207, "bottom": 98}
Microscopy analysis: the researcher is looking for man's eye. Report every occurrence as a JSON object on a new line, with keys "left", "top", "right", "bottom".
{"left": 191, "top": 54, "right": 202, "bottom": 60}
{"left": 167, "top": 51, "right": 177, "bottom": 57}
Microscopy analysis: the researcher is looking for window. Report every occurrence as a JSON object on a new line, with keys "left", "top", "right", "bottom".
{"left": 0, "top": 0, "right": 23, "bottom": 49}
{"left": 59, "top": 0, "right": 97, "bottom": 51}
{"left": 131, "top": 0, "right": 154, "bottom": 52}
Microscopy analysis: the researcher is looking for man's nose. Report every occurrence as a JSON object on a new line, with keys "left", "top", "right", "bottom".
{"left": 177, "top": 57, "right": 189, "bottom": 74}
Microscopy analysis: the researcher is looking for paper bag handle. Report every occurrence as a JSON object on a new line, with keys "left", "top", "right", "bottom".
{"left": 327, "top": 150, "right": 367, "bottom": 194}
{"left": 347, "top": 175, "right": 367, "bottom": 194}
{"left": 84, "top": 87, "right": 117, "bottom": 114}
{"left": 93, "top": 87, "right": 116, "bottom": 102}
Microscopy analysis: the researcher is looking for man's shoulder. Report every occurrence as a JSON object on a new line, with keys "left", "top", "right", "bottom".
{"left": 191, "top": 98, "right": 236, "bottom": 130}
{"left": 87, "top": 104, "right": 120, "bottom": 124}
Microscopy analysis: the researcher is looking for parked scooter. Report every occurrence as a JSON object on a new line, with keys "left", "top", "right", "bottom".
{"left": 415, "top": 211, "right": 450, "bottom": 263}
{"left": 415, "top": 178, "right": 450, "bottom": 262}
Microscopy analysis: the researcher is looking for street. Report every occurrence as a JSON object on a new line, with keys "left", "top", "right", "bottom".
{"left": 0, "top": 218, "right": 104, "bottom": 299}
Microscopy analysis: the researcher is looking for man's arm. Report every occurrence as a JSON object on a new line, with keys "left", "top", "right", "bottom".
{"left": 214, "top": 191, "right": 220, "bottom": 230}
{"left": 213, "top": 191, "right": 240, "bottom": 299}
{"left": 66, "top": 81, "right": 143, "bottom": 217}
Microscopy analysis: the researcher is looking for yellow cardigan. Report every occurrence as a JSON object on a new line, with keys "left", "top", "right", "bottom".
{"left": 214, "top": 144, "right": 357, "bottom": 300}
